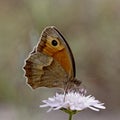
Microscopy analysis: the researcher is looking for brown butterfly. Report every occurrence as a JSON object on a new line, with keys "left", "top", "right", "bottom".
{"left": 23, "top": 26, "right": 81, "bottom": 91}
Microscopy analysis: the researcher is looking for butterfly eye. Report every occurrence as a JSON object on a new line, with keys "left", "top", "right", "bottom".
{"left": 51, "top": 40, "right": 58, "bottom": 46}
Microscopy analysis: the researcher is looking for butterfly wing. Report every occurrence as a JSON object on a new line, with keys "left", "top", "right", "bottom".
{"left": 37, "top": 26, "right": 76, "bottom": 79}
{"left": 24, "top": 52, "right": 68, "bottom": 89}
{"left": 23, "top": 26, "right": 76, "bottom": 89}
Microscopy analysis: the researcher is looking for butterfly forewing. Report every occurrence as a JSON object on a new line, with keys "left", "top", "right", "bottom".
{"left": 36, "top": 26, "right": 76, "bottom": 79}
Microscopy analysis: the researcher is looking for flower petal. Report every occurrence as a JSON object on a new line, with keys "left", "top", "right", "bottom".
{"left": 40, "top": 90, "right": 106, "bottom": 112}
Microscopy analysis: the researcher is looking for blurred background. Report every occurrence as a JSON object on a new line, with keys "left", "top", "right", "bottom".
{"left": 0, "top": 0, "right": 120, "bottom": 120}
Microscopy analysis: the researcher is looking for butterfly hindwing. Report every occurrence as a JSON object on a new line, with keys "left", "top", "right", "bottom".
{"left": 24, "top": 52, "right": 68, "bottom": 89}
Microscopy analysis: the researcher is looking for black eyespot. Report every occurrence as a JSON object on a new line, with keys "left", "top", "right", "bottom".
{"left": 51, "top": 40, "right": 58, "bottom": 46}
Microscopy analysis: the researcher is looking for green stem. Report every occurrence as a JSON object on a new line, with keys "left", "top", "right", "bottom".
{"left": 68, "top": 112, "right": 73, "bottom": 120}
{"left": 61, "top": 108, "right": 78, "bottom": 120}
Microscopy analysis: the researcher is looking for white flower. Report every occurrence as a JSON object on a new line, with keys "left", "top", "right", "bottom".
{"left": 40, "top": 90, "right": 106, "bottom": 112}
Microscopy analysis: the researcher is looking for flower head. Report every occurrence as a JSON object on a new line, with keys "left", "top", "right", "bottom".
{"left": 40, "top": 90, "right": 106, "bottom": 112}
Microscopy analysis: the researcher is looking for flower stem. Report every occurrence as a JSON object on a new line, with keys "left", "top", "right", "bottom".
{"left": 61, "top": 108, "right": 78, "bottom": 120}
{"left": 68, "top": 112, "right": 73, "bottom": 120}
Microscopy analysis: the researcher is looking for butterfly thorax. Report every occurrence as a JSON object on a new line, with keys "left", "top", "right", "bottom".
{"left": 64, "top": 78, "right": 82, "bottom": 92}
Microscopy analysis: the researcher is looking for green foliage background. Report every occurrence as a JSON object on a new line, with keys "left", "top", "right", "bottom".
{"left": 0, "top": 0, "right": 120, "bottom": 120}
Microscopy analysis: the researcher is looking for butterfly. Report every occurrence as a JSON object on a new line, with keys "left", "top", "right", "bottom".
{"left": 23, "top": 26, "right": 81, "bottom": 91}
